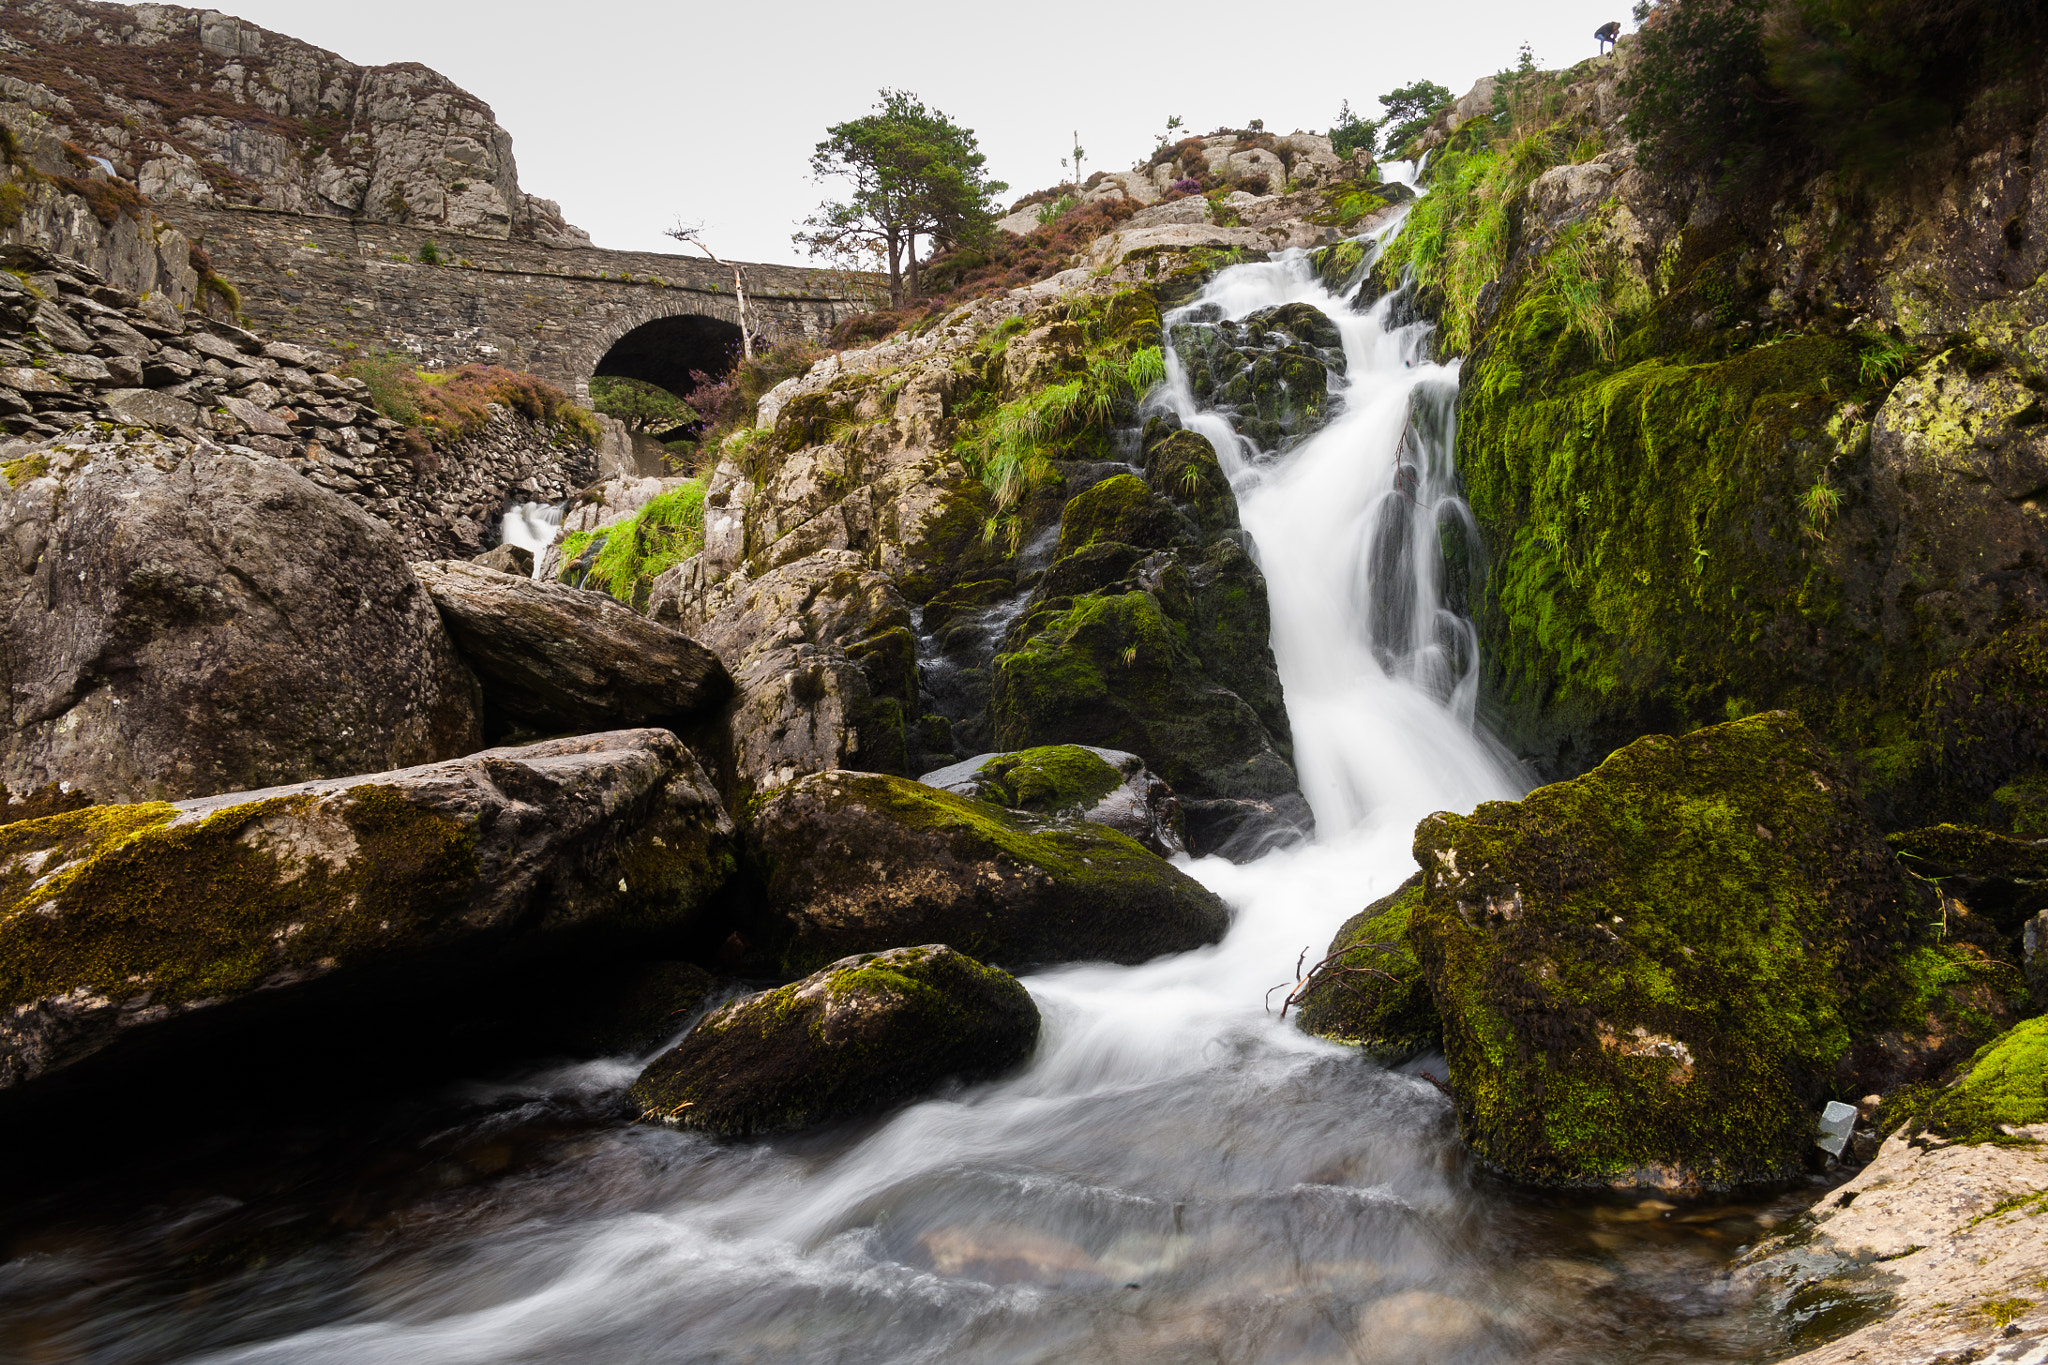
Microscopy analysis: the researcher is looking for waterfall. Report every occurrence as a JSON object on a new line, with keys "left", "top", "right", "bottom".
{"left": 75, "top": 198, "right": 1780, "bottom": 1365}
{"left": 499, "top": 499, "right": 566, "bottom": 580}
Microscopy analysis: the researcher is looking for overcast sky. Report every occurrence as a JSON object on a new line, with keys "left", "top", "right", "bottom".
{"left": 204, "top": 0, "right": 1633, "bottom": 266}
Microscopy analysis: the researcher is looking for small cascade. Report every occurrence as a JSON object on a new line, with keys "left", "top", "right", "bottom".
{"left": 498, "top": 499, "right": 566, "bottom": 580}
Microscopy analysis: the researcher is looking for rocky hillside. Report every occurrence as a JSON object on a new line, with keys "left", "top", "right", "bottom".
{"left": 0, "top": 0, "right": 586, "bottom": 243}
{"left": 1367, "top": 33, "right": 2048, "bottom": 835}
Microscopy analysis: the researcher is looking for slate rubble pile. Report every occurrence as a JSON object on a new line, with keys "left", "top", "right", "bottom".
{"left": 0, "top": 243, "right": 594, "bottom": 558}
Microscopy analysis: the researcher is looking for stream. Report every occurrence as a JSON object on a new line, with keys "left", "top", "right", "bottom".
{"left": 0, "top": 205, "right": 1821, "bottom": 1365}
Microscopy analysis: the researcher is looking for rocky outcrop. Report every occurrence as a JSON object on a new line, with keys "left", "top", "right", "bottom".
{"left": 920, "top": 744, "right": 1186, "bottom": 857}
{"left": 652, "top": 550, "right": 920, "bottom": 797}
{"left": 0, "top": 0, "right": 586, "bottom": 243}
{"left": 413, "top": 560, "right": 730, "bottom": 740}
{"left": 0, "top": 432, "right": 483, "bottom": 805}
{"left": 1404, "top": 712, "right": 2021, "bottom": 1191}
{"left": 629, "top": 944, "right": 1038, "bottom": 1136}
{"left": 1736, "top": 1019, "right": 2048, "bottom": 1365}
{"left": 0, "top": 729, "right": 740, "bottom": 1091}
{"left": 1170, "top": 301, "right": 1347, "bottom": 451}
{"left": 748, "top": 770, "right": 1230, "bottom": 976}
{"left": 1291, "top": 873, "right": 1438, "bottom": 1060}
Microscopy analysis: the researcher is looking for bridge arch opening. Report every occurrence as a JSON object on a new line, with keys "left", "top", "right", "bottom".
{"left": 592, "top": 313, "right": 746, "bottom": 402}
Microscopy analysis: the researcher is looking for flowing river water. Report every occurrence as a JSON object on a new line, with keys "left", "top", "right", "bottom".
{"left": 0, "top": 205, "right": 1822, "bottom": 1364}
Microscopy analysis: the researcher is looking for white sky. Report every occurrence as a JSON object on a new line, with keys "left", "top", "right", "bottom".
{"left": 199, "top": 0, "right": 1634, "bottom": 266}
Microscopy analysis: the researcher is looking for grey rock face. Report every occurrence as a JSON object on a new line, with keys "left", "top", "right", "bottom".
{"left": 650, "top": 550, "right": 918, "bottom": 798}
{"left": 472, "top": 542, "right": 534, "bottom": 576}
{"left": 0, "top": 434, "right": 484, "bottom": 803}
{"left": 412, "top": 560, "right": 730, "bottom": 739}
{"left": 629, "top": 944, "right": 1038, "bottom": 1137}
{"left": 0, "top": 728, "right": 739, "bottom": 1091}
{"left": 921, "top": 745, "right": 1187, "bottom": 857}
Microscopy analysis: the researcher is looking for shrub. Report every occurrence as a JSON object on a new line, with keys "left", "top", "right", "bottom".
{"left": 417, "top": 239, "right": 442, "bottom": 265}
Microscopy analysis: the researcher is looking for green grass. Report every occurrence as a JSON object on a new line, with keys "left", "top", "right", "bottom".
{"left": 558, "top": 482, "right": 708, "bottom": 601}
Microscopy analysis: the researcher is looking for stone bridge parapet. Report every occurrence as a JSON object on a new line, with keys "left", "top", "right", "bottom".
{"left": 158, "top": 204, "right": 882, "bottom": 397}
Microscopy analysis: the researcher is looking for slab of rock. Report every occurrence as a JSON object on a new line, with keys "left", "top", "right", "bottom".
{"left": 472, "top": 542, "right": 534, "bottom": 576}
{"left": 99, "top": 387, "right": 199, "bottom": 429}
{"left": 630, "top": 944, "right": 1037, "bottom": 1136}
{"left": 0, "top": 436, "right": 483, "bottom": 804}
{"left": 0, "top": 728, "right": 740, "bottom": 1091}
{"left": 220, "top": 394, "right": 293, "bottom": 436}
{"left": 1736, "top": 1020, "right": 2048, "bottom": 1364}
{"left": 412, "top": 560, "right": 729, "bottom": 738}
{"left": 921, "top": 744, "right": 1186, "bottom": 857}
{"left": 1409, "top": 711, "right": 2023, "bottom": 1192}
{"left": 751, "top": 770, "right": 1230, "bottom": 976}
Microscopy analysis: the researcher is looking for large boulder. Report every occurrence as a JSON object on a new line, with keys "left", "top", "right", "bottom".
{"left": 412, "top": 560, "right": 730, "bottom": 739}
{"left": 0, "top": 728, "right": 738, "bottom": 1092}
{"left": 1407, "top": 712, "right": 2022, "bottom": 1191}
{"left": 629, "top": 944, "right": 1038, "bottom": 1136}
{"left": 920, "top": 744, "right": 1186, "bottom": 856}
{"left": 749, "top": 770, "right": 1230, "bottom": 976}
{"left": 0, "top": 434, "right": 483, "bottom": 804}
{"left": 1168, "top": 301, "right": 1347, "bottom": 452}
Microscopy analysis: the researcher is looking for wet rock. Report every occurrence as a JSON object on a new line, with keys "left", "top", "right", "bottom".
{"left": 1168, "top": 301, "right": 1346, "bottom": 451}
{"left": 629, "top": 944, "right": 1037, "bottom": 1137}
{"left": 749, "top": 770, "right": 1230, "bottom": 976}
{"left": 1409, "top": 712, "right": 2023, "bottom": 1191}
{"left": 412, "top": 560, "right": 729, "bottom": 740}
{"left": 1292, "top": 873, "right": 1439, "bottom": 1060}
{"left": 0, "top": 435, "right": 482, "bottom": 804}
{"left": 921, "top": 744, "right": 1186, "bottom": 857}
{"left": 0, "top": 728, "right": 740, "bottom": 1091}
{"left": 1736, "top": 1021, "right": 2048, "bottom": 1365}
{"left": 992, "top": 475, "right": 1308, "bottom": 860}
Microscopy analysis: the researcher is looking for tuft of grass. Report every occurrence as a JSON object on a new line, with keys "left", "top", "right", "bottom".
{"left": 1800, "top": 478, "right": 1844, "bottom": 539}
{"left": 557, "top": 482, "right": 707, "bottom": 601}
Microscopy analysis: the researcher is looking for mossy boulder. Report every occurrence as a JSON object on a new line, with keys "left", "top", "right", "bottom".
{"left": 629, "top": 944, "right": 1038, "bottom": 1137}
{"left": 920, "top": 744, "right": 1187, "bottom": 856}
{"left": 1408, "top": 711, "right": 2018, "bottom": 1191}
{"left": 1054, "top": 474, "right": 1197, "bottom": 559}
{"left": 1292, "top": 873, "right": 1440, "bottom": 1060}
{"left": 748, "top": 770, "right": 1229, "bottom": 976}
{"left": 1881, "top": 1015, "right": 2048, "bottom": 1148}
{"left": 1142, "top": 428, "right": 1238, "bottom": 536}
{"left": 1168, "top": 300, "right": 1346, "bottom": 451}
{"left": 0, "top": 729, "right": 739, "bottom": 1091}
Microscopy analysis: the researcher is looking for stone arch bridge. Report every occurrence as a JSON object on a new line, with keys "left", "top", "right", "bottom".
{"left": 160, "top": 203, "right": 881, "bottom": 402}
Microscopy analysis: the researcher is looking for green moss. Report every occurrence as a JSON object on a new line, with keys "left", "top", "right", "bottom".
{"left": 0, "top": 788, "right": 478, "bottom": 1016}
{"left": 1055, "top": 474, "right": 1193, "bottom": 558}
{"left": 1408, "top": 712, "right": 1959, "bottom": 1189}
{"left": 557, "top": 481, "right": 707, "bottom": 604}
{"left": 2, "top": 452, "right": 49, "bottom": 486}
{"left": 1294, "top": 875, "right": 1440, "bottom": 1059}
{"left": 954, "top": 745, "right": 1125, "bottom": 815}
{"left": 1889, "top": 1016, "right": 2048, "bottom": 1146}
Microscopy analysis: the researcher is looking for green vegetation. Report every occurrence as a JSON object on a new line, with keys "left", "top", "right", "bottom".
{"left": 557, "top": 481, "right": 708, "bottom": 604}
{"left": 416, "top": 239, "right": 442, "bottom": 266}
{"left": 795, "top": 88, "right": 1009, "bottom": 306}
{"left": 950, "top": 745, "right": 1126, "bottom": 816}
{"left": 588, "top": 375, "right": 699, "bottom": 434}
{"left": 1882, "top": 1016, "right": 2048, "bottom": 1147}
{"left": 1375, "top": 79, "right": 1455, "bottom": 158}
{"left": 342, "top": 354, "right": 604, "bottom": 448}
{"left": 1293, "top": 876, "right": 1440, "bottom": 1059}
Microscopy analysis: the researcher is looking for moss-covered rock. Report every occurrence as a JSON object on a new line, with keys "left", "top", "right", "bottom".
{"left": 1054, "top": 474, "right": 1197, "bottom": 559}
{"left": 1882, "top": 1015, "right": 2048, "bottom": 1148}
{"left": 1292, "top": 874, "right": 1440, "bottom": 1060}
{"left": 1408, "top": 711, "right": 2016, "bottom": 1191}
{"left": 1143, "top": 428, "right": 1239, "bottom": 536}
{"left": 920, "top": 743, "right": 1187, "bottom": 856}
{"left": 749, "top": 770, "right": 1228, "bottom": 976}
{"left": 629, "top": 944, "right": 1038, "bottom": 1137}
{"left": 1889, "top": 825, "right": 2048, "bottom": 935}
{"left": 1168, "top": 301, "right": 1346, "bottom": 451}
{"left": 0, "top": 729, "right": 740, "bottom": 1091}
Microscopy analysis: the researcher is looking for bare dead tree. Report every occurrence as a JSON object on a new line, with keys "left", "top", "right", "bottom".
{"left": 665, "top": 222, "right": 754, "bottom": 362}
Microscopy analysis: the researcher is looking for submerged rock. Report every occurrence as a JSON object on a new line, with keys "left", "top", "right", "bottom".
{"left": 413, "top": 560, "right": 730, "bottom": 739}
{"left": 629, "top": 944, "right": 1038, "bottom": 1137}
{"left": 920, "top": 744, "right": 1186, "bottom": 856}
{"left": 1292, "top": 873, "right": 1439, "bottom": 1060}
{"left": 0, "top": 729, "right": 739, "bottom": 1091}
{"left": 0, "top": 437, "right": 483, "bottom": 804}
{"left": 749, "top": 770, "right": 1230, "bottom": 976}
{"left": 1409, "top": 711, "right": 2021, "bottom": 1191}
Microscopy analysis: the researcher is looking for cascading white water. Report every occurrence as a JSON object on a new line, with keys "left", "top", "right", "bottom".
{"left": 499, "top": 500, "right": 566, "bottom": 579}
{"left": 22, "top": 196, "right": 1789, "bottom": 1365}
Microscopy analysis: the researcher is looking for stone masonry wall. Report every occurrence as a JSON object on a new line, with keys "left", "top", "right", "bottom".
{"left": 158, "top": 203, "right": 882, "bottom": 399}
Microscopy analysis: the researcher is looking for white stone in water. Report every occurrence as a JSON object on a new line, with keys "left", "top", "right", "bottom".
{"left": 1816, "top": 1099, "right": 1859, "bottom": 1157}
